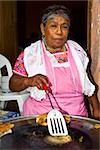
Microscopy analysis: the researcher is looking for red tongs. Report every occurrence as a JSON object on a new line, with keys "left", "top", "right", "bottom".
{"left": 43, "top": 84, "right": 68, "bottom": 136}
{"left": 43, "top": 84, "right": 55, "bottom": 109}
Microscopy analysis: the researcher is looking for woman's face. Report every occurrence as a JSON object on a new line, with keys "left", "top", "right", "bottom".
{"left": 41, "top": 16, "right": 70, "bottom": 49}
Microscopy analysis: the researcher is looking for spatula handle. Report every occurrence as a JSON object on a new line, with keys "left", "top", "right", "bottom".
{"left": 43, "top": 84, "right": 69, "bottom": 115}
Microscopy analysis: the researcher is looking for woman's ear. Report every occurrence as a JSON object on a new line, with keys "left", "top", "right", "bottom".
{"left": 40, "top": 23, "right": 45, "bottom": 36}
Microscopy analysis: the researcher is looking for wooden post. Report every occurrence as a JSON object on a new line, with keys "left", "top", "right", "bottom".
{"left": 90, "top": 0, "right": 100, "bottom": 100}
{"left": 0, "top": 1, "right": 17, "bottom": 65}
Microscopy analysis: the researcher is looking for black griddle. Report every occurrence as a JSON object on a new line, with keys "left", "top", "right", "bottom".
{"left": 0, "top": 117, "right": 100, "bottom": 150}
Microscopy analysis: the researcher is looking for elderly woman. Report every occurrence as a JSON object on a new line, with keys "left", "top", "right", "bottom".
{"left": 10, "top": 5, "right": 100, "bottom": 119}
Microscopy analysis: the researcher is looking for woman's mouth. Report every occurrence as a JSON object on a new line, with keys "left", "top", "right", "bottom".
{"left": 54, "top": 38, "right": 63, "bottom": 42}
{"left": 53, "top": 38, "right": 64, "bottom": 45}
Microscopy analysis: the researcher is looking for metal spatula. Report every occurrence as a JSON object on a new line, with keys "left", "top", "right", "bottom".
{"left": 47, "top": 108, "right": 68, "bottom": 136}
{"left": 44, "top": 85, "right": 68, "bottom": 136}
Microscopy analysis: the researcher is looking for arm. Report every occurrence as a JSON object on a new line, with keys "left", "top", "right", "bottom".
{"left": 87, "top": 93, "right": 100, "bottom": 120}
{"left": 87, "top": 66, "right": 100, "bottom": 120}
{"left": 9, "top": 73, "right": 51, "bottom": 92}
{"left": 9, "top": 74, "right": 29, "bottom": 92}
{"left": 73, "top": 42, "right": 100, "bottom": 119}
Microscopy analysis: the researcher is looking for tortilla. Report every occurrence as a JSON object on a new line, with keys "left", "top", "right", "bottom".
{"left": 44, "top": 135, "right": 72, "bottom": 145}
{"left": 36, "top": 113, "right": 71, "bottom": 126}
{"left": 36, "top": 113, "right": 48, "bottom": 126}
{"left": 94, "top": 124, "right": 100, "bottom": 129}
{"left": 0, "top": 123, "right": 14, "bottom": 137}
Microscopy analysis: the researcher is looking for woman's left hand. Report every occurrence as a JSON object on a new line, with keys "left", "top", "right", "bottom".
{"left": 88, "top": 94, "right": 100, "bottom": 120}
{"left": 92, "top": 107, "right": 100, "bottom": 120}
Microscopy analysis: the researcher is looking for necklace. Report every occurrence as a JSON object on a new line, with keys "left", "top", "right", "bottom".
{"left": 53, "top": 51, "right": 68, "bottom": 63}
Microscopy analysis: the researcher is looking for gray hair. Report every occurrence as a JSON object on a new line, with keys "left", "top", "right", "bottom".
{"left": 41, "top": 5, "right": 71, "bottom": 26}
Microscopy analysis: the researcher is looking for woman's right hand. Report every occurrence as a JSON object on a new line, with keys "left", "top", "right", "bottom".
{"left": 28, "top": 74, "right": 52, "bottom": 90}
{"left": 9, "top": 73, "right": 51, "bottom": 92}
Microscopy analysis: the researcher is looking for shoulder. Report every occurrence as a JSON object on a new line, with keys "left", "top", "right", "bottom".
{"left": 67, "top": 40, "right": 87, "bottom": 56}
{"left": 67, "top": 40, "right": 89, "bottom": 68}
{"left": 24, "top": 40, "right": 41, "bottom": 52}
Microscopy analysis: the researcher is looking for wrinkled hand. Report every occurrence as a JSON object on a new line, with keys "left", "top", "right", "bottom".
{"left": 28, "top": 74, "right": 52, "bottom": 90}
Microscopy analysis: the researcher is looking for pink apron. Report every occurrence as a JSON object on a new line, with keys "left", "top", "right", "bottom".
{"left": 23, "top": 42, "right": 88, "bottom": 117}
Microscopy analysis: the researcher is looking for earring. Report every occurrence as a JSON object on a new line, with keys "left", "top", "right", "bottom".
{"left": 42, "top": 34, "right": 45, "bottom": 40}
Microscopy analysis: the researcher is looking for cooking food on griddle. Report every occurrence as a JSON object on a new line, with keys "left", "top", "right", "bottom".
{"left": 0, "top": 123, "right": 14, "bottom": 137}
{"left": 44, "top": 135, "right": 72, "bottom": 145}
{"left": 94, "top": 123, "right": 100, "bottom": 129}
{"left": 36, "top": 113, "right": 48, "bottom": 126}
{"left": 35, "top": 113, "right": 72, "bottom": 144}
{"left": 36, "top": 113, "right": 71, "bottom": 126}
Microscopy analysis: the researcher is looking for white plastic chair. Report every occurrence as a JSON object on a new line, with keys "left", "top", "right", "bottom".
{"left": 0, "top": 54, "right": 30, "bottom": 114}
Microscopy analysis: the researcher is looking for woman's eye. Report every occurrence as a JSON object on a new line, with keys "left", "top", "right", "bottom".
{"left": 50, "top": 25, "right": 57, "bottom": 28}
{"left": 63, "top": 25, "right": 69, "bottom": 29}
{"left": 49, "top": 24, "right": 70, "bottom": 29}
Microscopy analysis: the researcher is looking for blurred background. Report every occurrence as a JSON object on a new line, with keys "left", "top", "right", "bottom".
{"left": 0, "top": 0, "right": 88, "bottom": 64}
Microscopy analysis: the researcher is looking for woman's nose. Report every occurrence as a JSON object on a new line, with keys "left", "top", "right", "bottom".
{"left": 56, "top": 26, "right": 62, "bottom": 34}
